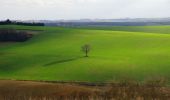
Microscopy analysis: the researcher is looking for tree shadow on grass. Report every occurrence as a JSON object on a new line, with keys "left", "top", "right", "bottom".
{"left": 44, "top": 57, "right": 83, "bottom": 67}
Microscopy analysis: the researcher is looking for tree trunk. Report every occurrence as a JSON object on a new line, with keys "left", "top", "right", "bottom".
{"left": 85, "top": 51, "right": 88, "bottom": 57}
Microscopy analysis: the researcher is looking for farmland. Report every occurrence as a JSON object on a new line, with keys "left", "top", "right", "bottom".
{"left": 0, "top": 25, "right": 170, "bottom": 82}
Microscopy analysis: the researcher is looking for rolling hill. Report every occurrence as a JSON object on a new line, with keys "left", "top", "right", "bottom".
{"left": 0, "top": 25, "right": 170, "bottom": 82}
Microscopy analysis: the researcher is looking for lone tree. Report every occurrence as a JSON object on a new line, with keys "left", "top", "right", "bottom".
{"left": 82, "top": 44, "right": 91, "bottom": 57}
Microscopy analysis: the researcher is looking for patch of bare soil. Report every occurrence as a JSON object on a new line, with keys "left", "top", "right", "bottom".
{"left": 0, "top": 80, "right": 170, "bottom": 100}
{"left": 17, "top": 30, "right": 41, "bottom": 35}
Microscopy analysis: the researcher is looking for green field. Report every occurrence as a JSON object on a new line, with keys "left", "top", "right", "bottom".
{"left": 1, "top": 25, "right": 170, "bottom": 82}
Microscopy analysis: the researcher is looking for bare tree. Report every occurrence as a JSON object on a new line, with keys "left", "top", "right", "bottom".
{"left": 82, "top": 44, "right": 91, "bottom": 57}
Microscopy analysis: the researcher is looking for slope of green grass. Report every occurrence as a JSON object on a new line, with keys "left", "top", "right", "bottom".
{"left": 77, "top": 25, "right": 170, "bottom": 34}
{"left": 1, "top": 25, "right": 170, "bottom": 82}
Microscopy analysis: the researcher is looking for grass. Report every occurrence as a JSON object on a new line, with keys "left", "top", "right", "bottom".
{"left": 1, "top": 25, "right": 170, "bottom": 82}
{"left": 0, "top": 80, "right": 169, "bottom": 100}
{"left": 76, "top": 25, "right": 170, "bottom": 34}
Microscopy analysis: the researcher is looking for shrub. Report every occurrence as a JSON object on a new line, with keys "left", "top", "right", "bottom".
{"left": 0, "top": 28, "right": 33, "bottom": 42}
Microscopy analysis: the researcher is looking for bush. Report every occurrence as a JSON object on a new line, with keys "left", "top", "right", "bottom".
{"left": 0, "top": 28, "right": 33, "bottom": 42}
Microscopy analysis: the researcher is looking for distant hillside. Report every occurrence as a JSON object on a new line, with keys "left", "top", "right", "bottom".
{"left": 45, "top": 22, "right": 170, "bottom": 27}
{"left": 1, "top": 18, "right": 170, "bottom": 27}
{"left": 43, "top": 18, "right": 170, "bottom": 26}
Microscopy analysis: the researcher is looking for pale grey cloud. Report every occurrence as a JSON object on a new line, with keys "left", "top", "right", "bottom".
{"left": 0, "top": 0, "right": 170, "bottom": 20}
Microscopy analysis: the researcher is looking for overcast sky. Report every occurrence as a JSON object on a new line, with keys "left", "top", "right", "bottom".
{"left": 0, "top": 0, "right": 170, "bottom": 20}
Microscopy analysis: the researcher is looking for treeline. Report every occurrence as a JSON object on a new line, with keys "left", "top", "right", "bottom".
{"left": 0, "top": 28, "right": 33, "bottom": 42}
{"left": 0, "top": 19, "right": 44, "bottom": 26}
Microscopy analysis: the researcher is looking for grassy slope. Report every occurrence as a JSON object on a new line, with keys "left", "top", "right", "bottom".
{"left": 77, "top": 25, "right": 170, "bottom": 34}
{"left": 1, "top": 25, "right": 170, "bottom": 82}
